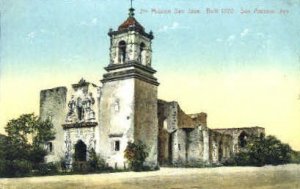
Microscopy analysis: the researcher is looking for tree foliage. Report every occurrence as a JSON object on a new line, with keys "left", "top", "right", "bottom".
{"left": 124, "top": 140, "right": 149, "bottom": 171}
{"left": 87, "top": 148, "right": 106, "bottom": 171}
{"left": 225, "top": 134, "right": 293, "bottom": 166}
{"left": 0, "top": 113, "right": 55, "bottom": 177}
{"left": 291, "top": 151, "right": 300, "bottom": 164}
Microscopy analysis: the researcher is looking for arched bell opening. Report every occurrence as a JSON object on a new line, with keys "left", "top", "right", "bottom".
{"left": 118, "top": 40, "right": 126, "bottom": 64}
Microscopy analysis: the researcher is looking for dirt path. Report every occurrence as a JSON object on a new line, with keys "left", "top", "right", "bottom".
{"left": 1, "top": 164, "right": 300, "bottom": 189}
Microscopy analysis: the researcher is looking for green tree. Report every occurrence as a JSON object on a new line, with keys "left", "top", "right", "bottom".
{"left": 291, "top": 151, "right": 300, "bottom": 164}
{"left": 87, "top": 148, "right": 106, "bottom": 172}
{"left": 0, "top": 113, "right": 55, "bottom": 177}
{"left": 226, "top": 134, "right": 293, "bottom": 166}
{"left": 124, "top": 140, "right": 149, "bottom": 171}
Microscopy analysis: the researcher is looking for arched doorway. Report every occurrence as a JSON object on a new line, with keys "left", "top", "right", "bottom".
{"left": 75, "top": 140, "right": 87, "bottom": 161}
{"left": 238, "top": 131, "right": 248, "bottom": 148}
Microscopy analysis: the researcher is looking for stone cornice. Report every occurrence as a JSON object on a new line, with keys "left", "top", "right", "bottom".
{"left": 62, "top": 122, "right": 98, "bottom": 129}
{"left": 105, "top": 61, "right": 156, "bottom": 74}
{"left": 109, "top": 134, "right": 123, "bottom": 138}
{"left": 212, "top": 126, "right": 265, "bottom": 131}
{"left": 108, "top": 29, "right": 154, "bottom": 40}
{"left": 101, "top": 68, "right": 159, "bottom": 86}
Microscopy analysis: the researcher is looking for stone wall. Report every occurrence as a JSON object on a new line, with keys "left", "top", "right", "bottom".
{"left": 157, "top": 100, "right": 178, "bottom": 165}
{"left": 134, "top": 79, "right": 158, "bottom": 167}
{"left": 40, "top": 87, "right": 67, "bottom": 162}
{"left": 208, "top": 130, "right": 233, "bottom": 164}
{"left": 98, "top": 79, "right": 135, "bottom": 169}
{"left": 212, "top": 127, "right": 265, "bottom": 153}
{"left": 157, "top": 100, "right": 208, "bottom": 165}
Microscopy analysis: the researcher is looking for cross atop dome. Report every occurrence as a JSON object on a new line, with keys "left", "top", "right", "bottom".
{"left": 117, "top": 0, "right": 145, "bottom": 32}
{"left": 128, "top": 0, "right": 135, "bottom": 17}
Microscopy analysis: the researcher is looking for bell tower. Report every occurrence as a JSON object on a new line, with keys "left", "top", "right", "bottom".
{"left": 108, "top": 7, "right": 154, "bottom": 67}
{"left": 99, "top": 5, "right": 159, "bottom": 169}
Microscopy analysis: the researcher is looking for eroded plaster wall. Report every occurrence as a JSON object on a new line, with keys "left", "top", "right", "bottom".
{"left": 134, "top": 79, "right": 158, "bottom": 167}
{"left": 157, "top": 100, "right": 209, "bottom": 165}
{"left": 40, "top": 87, "right": 67, "bottom": 162}
{"left": 99, "top": 79, "right": 135, "bottom": 169}
{"left": 212, "top": 127, "right": 265, "bottom": 153}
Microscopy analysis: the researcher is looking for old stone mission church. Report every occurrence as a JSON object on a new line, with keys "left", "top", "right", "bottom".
{"left": 40, "top": 7, "right": 264, "bottom": 169}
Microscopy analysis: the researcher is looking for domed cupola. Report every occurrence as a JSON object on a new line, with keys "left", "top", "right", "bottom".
{"left": 118, "top": 8, "right": 145, "bottom": 32}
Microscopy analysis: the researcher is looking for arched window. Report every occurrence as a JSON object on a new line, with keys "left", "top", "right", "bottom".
{"left": 118, "top": 41, "right": 126, "bottom": 63}
{"left": 218, "top": 141, "right": 223, "bottom": 161}
{"left": 75, "top": 140, "right": 87, "bottom": 161}
{"left": 139, "top": 42, "right": 146, "bottom": 65}
{"left": 239, "top": 131, "right": 248, "bottom": 148}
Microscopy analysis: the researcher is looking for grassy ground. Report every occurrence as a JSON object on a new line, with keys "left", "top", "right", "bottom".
{"left": 0, "top": 164, "right": 299, "bottom": 189}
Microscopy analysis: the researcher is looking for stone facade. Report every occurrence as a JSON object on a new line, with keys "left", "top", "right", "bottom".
{"left": 39, "top": 8, "right": 265, "bottom": 168}
{"left": 61, "top": 79, "right": 100, "bottom": 167}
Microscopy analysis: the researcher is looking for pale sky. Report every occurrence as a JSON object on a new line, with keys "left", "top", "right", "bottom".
{"left": 1, "top": 0, "right": 300, "bottom": 150}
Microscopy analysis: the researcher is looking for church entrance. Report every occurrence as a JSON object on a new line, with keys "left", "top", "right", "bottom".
{"left": 74, "top": 140, "right": 87, "bottom": 161}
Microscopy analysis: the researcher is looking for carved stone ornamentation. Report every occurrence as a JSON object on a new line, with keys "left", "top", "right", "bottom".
{"left": 66, "top": 95, "right": 77, "bottom": 123}
{"left": 65, "top": 92, "right": 96, "bottom": 123}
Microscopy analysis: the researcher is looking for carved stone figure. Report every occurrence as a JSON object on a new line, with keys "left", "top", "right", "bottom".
{"left": 76, "top": 97, "right": 84, "bottom": 121}
{"left": 83, "top": 93, "right": 96, "bottom": 121}
{"left": 66, "top": 95, "right": 77, "bottom": 122}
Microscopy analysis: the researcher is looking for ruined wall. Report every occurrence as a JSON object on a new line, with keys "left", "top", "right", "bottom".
{"left": 134, "top": 79, "right": 158, "bottom": 167}
{"left": 99, "top": 79, "right": 135, "bottom": 169}
{"left": 202, "top": 127, "right": 210, "bottom": 162}
{"left": 157, "top": 100, "right": 179, "bottom": 165}
{"left": 173, "top": 129, "right": 187, "bottom": 164}
{"left": 212, "top": 127, "right": 265, "bottom": 153}
{"left": 186, "top": 127, "right": 204, "bottom": 163}
{"left": 40, "top": 87, "right": 67, "bottom": 162}
{"left": 209, "top": 130, "right": 233, "bottom": 163}
{"left": 157, "top": 100, "right": 208, "bottom": 165}
{"left": 222, "top": 135, "right": 233, "bottom": 159}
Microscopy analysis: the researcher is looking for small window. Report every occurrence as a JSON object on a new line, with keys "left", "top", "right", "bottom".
{"left": 114, "top": 141, "right": 120, "bottom": 151}
{"left": 178, "top": 144, "right": 181, "bottom": 151}
{"left": 47, "top": 142, "right": 53, "bottom": 153}
{"left": 114, "top": 101, "right": 119, "bottom": 112}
